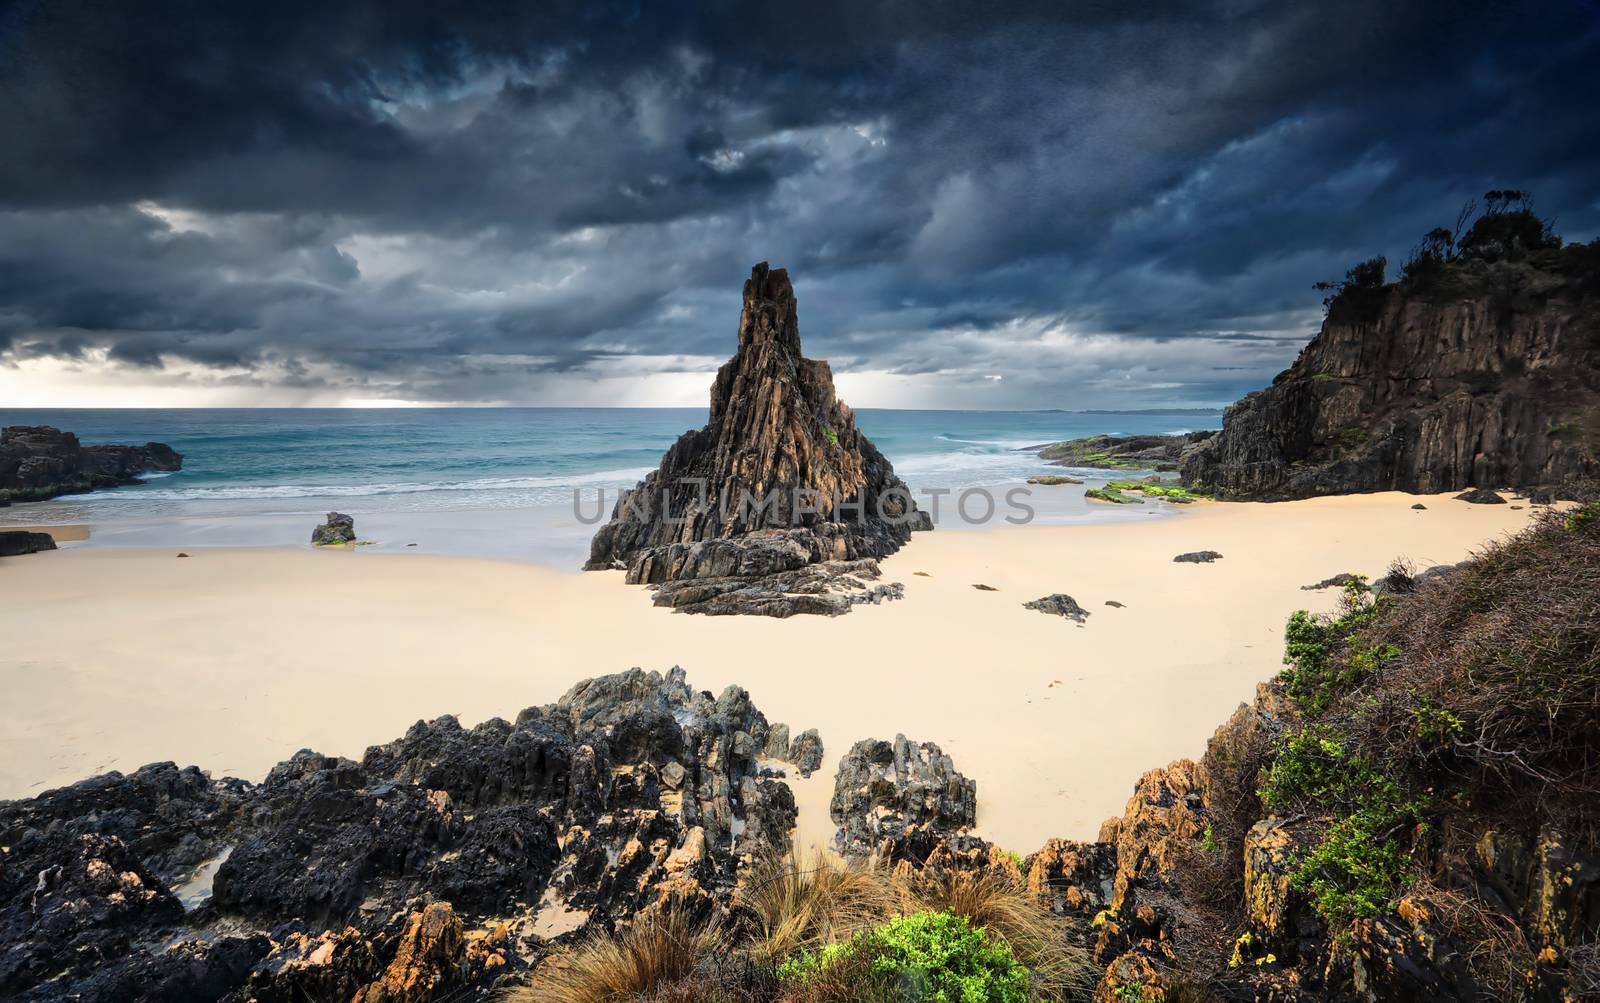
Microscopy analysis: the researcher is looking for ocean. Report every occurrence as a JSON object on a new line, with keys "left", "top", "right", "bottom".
{"left": 1, "top": 408, "right": 1220, "bottom": 565}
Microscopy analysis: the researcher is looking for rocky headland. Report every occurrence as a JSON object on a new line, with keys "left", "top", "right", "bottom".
{"left": 1182, "top": 197, "right": 1600, "bottom": 500}
{"left": 584, "top": 263, "right": 930, "bottom": 616}
{"left": 0, "top": 425, "right": 183, "bottom": 504}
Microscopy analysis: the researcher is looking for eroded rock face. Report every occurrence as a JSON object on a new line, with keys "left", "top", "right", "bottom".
{"left": 0, "top": 426, "right": 182, "bottom": 503}
{"left": 0, "top": 667, "right": 818, "bottom": 1001}
{"left": 1182, "top": 248, "right": 1600, "bottom": 500}
{"left": 830, "top": 735, "right": 977, "bottom": 859}
{"left": 585, "top": 264, "right": 929, "bottom": 614}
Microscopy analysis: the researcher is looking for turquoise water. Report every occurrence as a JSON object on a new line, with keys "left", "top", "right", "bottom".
{"left": 0, "top": 408, "right": 1219, "bottom": 563}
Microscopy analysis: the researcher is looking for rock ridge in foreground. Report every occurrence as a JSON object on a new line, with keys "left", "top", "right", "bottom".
{"left": 584, "top": 262, "right": 930, "bottom": 615}
{"left": 0, "top": 666, "right": 820, "bottom": 1001}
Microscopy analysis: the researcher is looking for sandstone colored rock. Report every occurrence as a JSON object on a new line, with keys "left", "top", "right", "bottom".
{"left": 585, "top": 263, "right": 928, "bottom": 614}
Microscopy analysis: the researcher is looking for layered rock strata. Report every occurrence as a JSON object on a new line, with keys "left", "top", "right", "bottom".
{"left": 585, "top": 263, "right": 930, "bottom": 615}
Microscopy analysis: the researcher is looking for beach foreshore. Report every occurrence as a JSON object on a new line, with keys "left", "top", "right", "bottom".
{"left": 0, "top": 490, "right": 1541, "bottom": 854}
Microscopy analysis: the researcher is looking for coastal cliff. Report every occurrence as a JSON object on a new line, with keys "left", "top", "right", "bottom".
{"left": 0, "top": 425, "right": 182, "bottom": 504}
{"left": 1183, "top": 201, "right": 1600, "bottom": 500}
{"left": 585, "top": 262, "right": 929, "bottom": 615}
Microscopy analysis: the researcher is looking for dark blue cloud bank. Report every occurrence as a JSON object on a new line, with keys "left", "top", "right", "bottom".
{"left": 1, "top": 1, "right": 1597, "bottom": 406}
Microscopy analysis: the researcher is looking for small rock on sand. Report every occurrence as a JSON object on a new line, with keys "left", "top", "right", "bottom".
{"left": 1174, "top": 550, "right": 1223, "bottom": 563}
{"left": 1301, "top": 572, "right": 1361, "bottom": 590}
{"left": 972, "top": 583, "right": 998, "bottom": 591}
{"left": 913, "top": 571, "right": 931, "bottom": 577}
{"left": 1454, "top": 488, "right": 1505, "bottom": 505}
{"left": 312, "top": 511, "right": 358, "bottom": 545}
{"left": 1023, "top": 594, "right": 1089, "bottom": 622}
{"left": 1411, "top": 503, "right": 1427, "bottom": 510}
{"left": 176, "top": 552, "right": 189, "bottom": 559}
{"left": 1105, "top": 600, "right": 1125, "bottom": 608}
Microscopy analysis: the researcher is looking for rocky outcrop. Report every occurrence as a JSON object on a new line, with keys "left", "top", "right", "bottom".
{"left": 829, "top": 735, "right": 977, "bottom": 860}
{"left": 585, "top": 263, "right": 929, "bottom": 615}
{"left": 1029, "top": 433, "right": 1214, "bottom": 472}
{"left": 312, "top": 511, "right": 357, "bottom": 545}
{"left": 0, "top": 667, "right": 820, "bottom": 1001}
{"left": 0, "top": 530, "right": 56, "bottom": 557}
{"left": 1182, "top": 218, "right": 1600, "bottom": 500}
{"left": 0, "top": 426, "right": 182, "bottom": 503}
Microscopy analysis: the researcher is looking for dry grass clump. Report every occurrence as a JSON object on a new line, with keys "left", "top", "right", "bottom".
{"left": 513, "top": 909, "right": 727, "bottom": 1003}
{"left": 738, "top": 851, "right": 900, "bottom": 962}
{"left": 1338, "top": 504, "right": 1600, "bottom": 837}
{"left": 1183, "top": 705, "right": 1278, "bottom": 910}
{"left": 519, "top": 854, "right": 1098, "bottom": 1002}
{"left": 1412, "top": 880, "right": 1538, "bottom": 1001}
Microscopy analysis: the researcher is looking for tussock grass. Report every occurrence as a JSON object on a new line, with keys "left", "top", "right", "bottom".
{"left": 738, "top": 851, "right": 899, "bottom": 963}
{"left": 513, "top": 910, "right": 726, "bottom": 1003}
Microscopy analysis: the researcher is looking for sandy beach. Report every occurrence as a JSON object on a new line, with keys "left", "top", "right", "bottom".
{"left": 0, "top": 491, "right": 1540, "bottom": 854}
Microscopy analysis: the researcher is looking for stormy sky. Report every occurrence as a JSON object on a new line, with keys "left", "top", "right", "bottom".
{"left": 2, "top": 2, "right": 1598, "bottom": 409}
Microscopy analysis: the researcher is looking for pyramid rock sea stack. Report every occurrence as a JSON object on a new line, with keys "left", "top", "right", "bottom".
{"left": 585, "top": 263, "right": 930, "bottom": 615}
{"left": 1182, "top": 207, "right": 1600, "bottom": 500}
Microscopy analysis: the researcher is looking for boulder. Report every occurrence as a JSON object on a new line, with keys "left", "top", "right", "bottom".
{"left": 1173, "top": 550, "right": 1223, "bottom": 563}
{"left": 584, "top": 263, "right": 928, "bottom": 614}
{"left": 0, "top": 425, "right": 182, "bottom": 503}
{"left": 830, "top": 735, "right": 977, "bottom": 859}
{"left": 1455, "top": 487, "right": 1506, "bottom": 504}
{"left": 787, "top": 728, "right": 825, "bottom": 779}
{"left": 311, "top": 512, "right": 356, "bottom": 545}
{"left": 0, "top": 530, "right": 56, "bottom": 557}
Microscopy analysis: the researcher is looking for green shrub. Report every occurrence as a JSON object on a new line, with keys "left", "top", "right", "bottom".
{"left": 778, "top": 911, "right": 1029, "bottom": 1003}
{"left": 1565, "top": 503, "right": 1598, "bottom": 531}
{"left": 1278, "top": 581, "right": 1390, "bottom": 713}
{"left": 822, "top": 428, "right": 840, "bottom": 448}
{"left": 1289, "top": 806, "right": 1415, "bottom": 937}
{"left": 1411, "top": 698, "right": 1464, "bottom": 745}
{"left": 1258, "top": 728, "right": 1425, "bottom": 938}
{"left": 1338, "top": 426, "right": 1368, "bottom": 449}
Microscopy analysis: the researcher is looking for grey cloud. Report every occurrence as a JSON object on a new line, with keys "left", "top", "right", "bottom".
{"left": 0, "top": 1, "right": 1597, "bottom": 406}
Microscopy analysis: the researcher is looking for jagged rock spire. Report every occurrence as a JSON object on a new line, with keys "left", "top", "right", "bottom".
{"left": 585, "top": 262, "right": 930, "bottom": 615}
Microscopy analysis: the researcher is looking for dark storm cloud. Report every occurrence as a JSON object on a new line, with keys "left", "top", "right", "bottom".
{"left": 1, "top": 0, "right": 1598, "bottom": 405}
